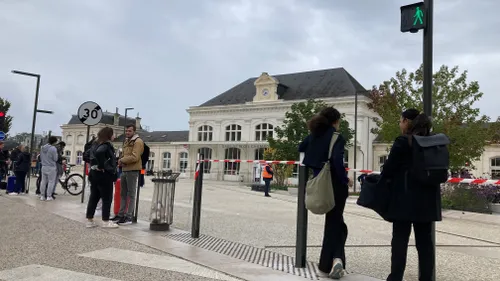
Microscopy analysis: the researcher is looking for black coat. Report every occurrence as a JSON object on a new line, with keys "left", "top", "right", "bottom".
{"left": 379, "top": 136, "right": 442, "bottom": 223}
{"left": 15, "top": 152, "right": 31, "bottom": 173}
{"left": 299, "top": 127, "right": 349, "bottom": 201}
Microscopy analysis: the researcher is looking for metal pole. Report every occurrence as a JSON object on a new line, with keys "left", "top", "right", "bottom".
{"left": 27, "top": 75, "right": 41, "bottom": 194}
{"left": 423, "top": 1, "right": 435, "bottom": 280}
{"left": 353, "top": 91, "right": 358, "bottom": 193}
{"left": 122, "top": 110, "right": 127, "bottom": 147}
{"left": 133, "top": 169, "right": 142, "bottom": 223}
{"left": 295, "top": 152, "right": 308, "bottom": 268}
{"left": 81, "top": 125, "right": 90, "bottom": 203}
{"left": 191, "top": 154, "right": 204, "bottom": 238}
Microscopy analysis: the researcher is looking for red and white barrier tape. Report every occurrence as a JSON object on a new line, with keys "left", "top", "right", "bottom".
{"left": 196, "top": 159, "right": 500, "bottom": 185}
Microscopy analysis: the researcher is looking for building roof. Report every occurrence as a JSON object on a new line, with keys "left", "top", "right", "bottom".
{"left": 114, "top": 130, "right": 189, "bottom": 143}
{"left": 66, "top": 112, "right": 139, "bottom": 128}
{"left": 199, "top": 67, "right": 368, "bottom": 107}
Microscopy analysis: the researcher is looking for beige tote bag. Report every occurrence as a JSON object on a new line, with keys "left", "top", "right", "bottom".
{"left": 305, "top": 132, "right": 339, "bottom": 214}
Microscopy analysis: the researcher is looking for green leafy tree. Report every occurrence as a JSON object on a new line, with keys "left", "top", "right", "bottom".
{"left": 268, "top": 99, "right": 354, "bottom": 161}
{"left": 368, "top": 64, "right": 495, "bottom": 170}
{"left": 0, "top": 98, "right": 13, "bottom": 135}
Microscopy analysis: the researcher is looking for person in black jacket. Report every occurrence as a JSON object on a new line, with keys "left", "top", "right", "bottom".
{"left": 11, "top": 145, "right": 31, "bottom": 195}
{"left": 298, "top": 107, "right": 353, "bottom": 279}
{"left": 0, "top": 141, "right": 9, "bottom": 181}
{"left": 85, "top": 127, "right": 119, "bottom": 229}
{"left": 9, "top": 145, "right": 21, "bottom": 171}
{"left": 380, "top": 109, "right": 440, "bottom": 281}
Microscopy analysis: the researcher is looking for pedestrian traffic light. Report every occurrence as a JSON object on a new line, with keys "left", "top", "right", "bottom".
{"left": 0, "top": 111, "right": 5, "bottom": 131}
{"left": 401, "top": 2, "right": 426, "bottom": 33}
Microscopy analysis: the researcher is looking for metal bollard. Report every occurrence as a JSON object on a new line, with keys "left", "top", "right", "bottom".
{"left": 295, "top": 152, "right": 308, "bottom": 268}
{"left": 149, "top": 170, "right": 180, "bottom": 231}
{"left": 191, "top": 154, "right": 204, "bottom": 238}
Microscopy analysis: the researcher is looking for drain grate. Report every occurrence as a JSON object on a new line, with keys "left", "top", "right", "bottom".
{"left": 164, "top": 232, "right": 319, "bottom": 280}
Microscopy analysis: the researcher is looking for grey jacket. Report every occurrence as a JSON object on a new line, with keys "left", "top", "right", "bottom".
{"left": 40, "top": 144, "right": 58, "bottom": 168}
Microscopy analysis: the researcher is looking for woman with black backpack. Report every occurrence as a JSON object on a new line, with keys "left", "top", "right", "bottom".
{"left": 380, "top": 109, "right": 442, "bottom": 281}
{"left": 85, "top": 127, "right": 119, "bottom": 228}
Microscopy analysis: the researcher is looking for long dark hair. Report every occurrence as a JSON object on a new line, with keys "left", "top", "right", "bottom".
{"left": 307, "top": 106, "right": 341, "bottom": 136}
{"left": 97, "top": 127, "right": 114, "bottom": 144}
{"left": 402, "top": 109, "right": 431, "bottom": 136}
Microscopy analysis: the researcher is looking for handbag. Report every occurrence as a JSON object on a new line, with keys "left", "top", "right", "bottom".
{"left": 305, "top": 132, "right": 339, "bottom": 215}
{"left": 357, "top": 174, "right": 390, "bottom": 217}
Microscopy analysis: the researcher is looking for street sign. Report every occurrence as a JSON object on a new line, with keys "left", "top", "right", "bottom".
{"left": 0, "top": 131, "right": 5, "bottom": 141}
{"left": 77, "top": 101, "right": 103, "bottom": 126}
{"left": 401, "top": 2, "right": 426, "bottom": 33}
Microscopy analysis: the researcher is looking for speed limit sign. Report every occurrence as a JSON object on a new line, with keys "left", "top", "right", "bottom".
{"left": 77, "top": 101, "right": 103, "bottom": 126}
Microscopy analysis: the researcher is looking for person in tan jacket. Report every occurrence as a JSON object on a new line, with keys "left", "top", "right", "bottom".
{"left": 114, "top": 124, "right": 144, "bottom": 225}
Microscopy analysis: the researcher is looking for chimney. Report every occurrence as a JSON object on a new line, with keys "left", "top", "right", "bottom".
{"left": 113, "top": 107, "right": 119, "bottom": 126}
{"left": 135, "top": 113, "right": 141, "bottom": 129}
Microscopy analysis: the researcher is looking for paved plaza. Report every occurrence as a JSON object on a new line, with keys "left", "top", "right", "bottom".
{"left": 1, "top": 176, "right": 499, "bottom": 281}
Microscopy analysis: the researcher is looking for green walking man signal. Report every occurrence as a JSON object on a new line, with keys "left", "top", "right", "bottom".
{"left": 414, "top": 7, "right": 424, "bottom": 25}
{"left": 400, "top": 2, "right": 426, "bottom": 33}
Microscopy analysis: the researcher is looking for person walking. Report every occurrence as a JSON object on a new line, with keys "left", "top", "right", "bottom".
{"left": 86, "top": 127, "right": 119, "bottom": 228}
{"left": 10, "top": 145, "right": 30, "bottom": 195}
{"left": 262, "top": 163, "right": 273, "bottom": 197}
{"left": 39, "top": 136, "right": 59, "bottom": 201}
{"left": 114, "top": 124, "right": 144, "bottom": 225}
{"left": 299, "top": 107, "right": 353, "bottom": 279}
{"left": 380, "top": 109, "right": 442, "bottom": 281}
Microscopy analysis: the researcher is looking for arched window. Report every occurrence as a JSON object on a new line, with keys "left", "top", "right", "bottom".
{"left": 198, "top": 125, "right": 213, "bottom": 141}
{"left": 490, "top": 157, "right": 500, "bottom": 179}
{"left": 65, "top": 150, "right": 71, "bottom": 162}
{"left": 198, "top": 147, "right": 212, "bottom": 173}
{"left": 76, "top": 151, "right": 83, "bottom": 165}
{"left": 147, "top": 152, "right": 156, "bottom": 171}
{"left": 77, "top": 134, "right": 85, "bottom": 145}
{"left": 255, "top": 123, "right": 273, "bottom": 141}
{"left": 162, "top": 152, "right": 171, "bottom": 169}
{"left": 65, "top": 135, "right": 73, "bottom": 144}
{"left": 179, "top": 152, "right": 188, "bottom": 173}
{"left": 224, "top": 148, "right": 241, "bottom": 175}
{"left": 225, "top": 124, "right": 242, "bottom": 141}
{"left": 254, "top": 148, "right": 266, "bottom": 160}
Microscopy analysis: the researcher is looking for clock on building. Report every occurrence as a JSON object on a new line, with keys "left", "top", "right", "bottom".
{"left": 262, "top": 89, "right": 269, "bottom": 96}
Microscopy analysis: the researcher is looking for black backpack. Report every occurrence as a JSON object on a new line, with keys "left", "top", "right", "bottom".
{"left": 141, "top": 142, "right": 150, "bottom": 169}
{"left": 83, "top": 139, "right": 96, "bottom": 163}
{"left": 410, "top": 133, "right": 450, "bottom": 185}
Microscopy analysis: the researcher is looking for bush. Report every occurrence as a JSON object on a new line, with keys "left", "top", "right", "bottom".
{"left": 441, "top": 183, "right": 498, "bottom": 214}
{"left": 270, "top": 184, "right": 288, "bottom": 191}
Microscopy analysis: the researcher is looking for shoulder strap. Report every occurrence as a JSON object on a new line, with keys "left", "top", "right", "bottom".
{"left": 328, "top": 132, "right": 340, "bottom": 158}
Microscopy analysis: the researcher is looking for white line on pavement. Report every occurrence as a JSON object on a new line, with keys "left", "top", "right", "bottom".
{"left": 0, "top": 265, "right": 121, "bottom": 281}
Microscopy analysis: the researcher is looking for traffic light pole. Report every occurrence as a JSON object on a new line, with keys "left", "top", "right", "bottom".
{"left": 422, "top": 1, "right": 435, "bottom": 280}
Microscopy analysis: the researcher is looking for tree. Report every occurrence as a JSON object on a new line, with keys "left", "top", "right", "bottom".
{"left": 368, "top": 64, "right": 495, "bottom": 171}
{"left": 263, "top": 147, "right": 293, "bottom": 187}
{"left": 0, "top": 98, "right": 13, "bottom": 135}
{"left": 266, "top": 99, "right": 354, "bottom": 185}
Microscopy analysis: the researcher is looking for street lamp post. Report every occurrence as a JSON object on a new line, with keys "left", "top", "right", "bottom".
{"left": 12, "top": 70, "right": 53, "bottom": 194}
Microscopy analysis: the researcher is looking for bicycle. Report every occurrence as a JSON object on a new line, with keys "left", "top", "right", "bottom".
{"left": 36, "top": 163, "right": 85, "bottom": 196}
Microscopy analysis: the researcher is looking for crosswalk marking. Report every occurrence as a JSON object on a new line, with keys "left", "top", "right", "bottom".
{"left": 79, "top": 247, "right": 241, "bottom": 281}
{"left": 0, "top": 264, "right": 121, "bottom": 281}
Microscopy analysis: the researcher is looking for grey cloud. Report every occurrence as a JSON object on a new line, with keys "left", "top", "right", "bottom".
{"left": 1, "top": 0, "right": 499, "bottom": 135}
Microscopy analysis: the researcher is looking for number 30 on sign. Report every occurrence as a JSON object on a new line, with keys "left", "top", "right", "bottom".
{"left": 78, "top": 101, "right": 103, "bottom": 126}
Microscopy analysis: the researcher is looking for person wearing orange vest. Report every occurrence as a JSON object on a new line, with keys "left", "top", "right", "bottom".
{"left": 262, "top": 164, "right": 274, "bottom": 197}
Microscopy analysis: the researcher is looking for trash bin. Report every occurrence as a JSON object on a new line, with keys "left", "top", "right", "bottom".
{"left": 149, "top": 171, "right": 180, "bottom": 231}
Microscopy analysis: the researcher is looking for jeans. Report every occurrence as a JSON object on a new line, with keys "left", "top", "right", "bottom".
{"left": 264, "top": 179, "right": 271, "bottom": 195}
{"left": 387, "top": 222, "right": 434, "bottom": 281}
{"left": 318, "top": 198, "right": 348, "bottom": 273}
{"left": 86, "top": 171, "right": 114, "bottom": 221}
{"left": 118, "top": 171, "right": 139, "bottom": 219}
{"left": 40, "top": 166, "right": 57, "bottom": 198}
{"left": 14, "top": 171, "right": 27, "bottom": 193}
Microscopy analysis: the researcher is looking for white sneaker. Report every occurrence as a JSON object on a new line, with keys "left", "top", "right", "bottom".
{"left": 101, "top": 221, "right": 119, "bottom": 228}
{"left": 46, "top": 197, "right": 54, "bottom": 201}
{"left": 329, "top": 258, "right": 345, "bottom": 279}
{"left": 86, "top": 221, "right": 98, "bottom": 228}
{"left": 8, "top": 192, "right": 19, "bottom": 196}
{"left": 40, "top": 196, "right": 46, "bottom": 201}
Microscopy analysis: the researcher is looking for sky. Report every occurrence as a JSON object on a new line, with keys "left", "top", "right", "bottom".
{"left": 1, "top": 0, "right": 499, "bottom": 136}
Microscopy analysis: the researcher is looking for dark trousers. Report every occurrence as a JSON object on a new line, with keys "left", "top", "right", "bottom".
{"left": 14, "top": 171, "right": 27, "bottom": 193}
{"left": 388, "top": 222, "right": 434, "bottom": 281}
{"left": 264, "top": 179, "right": 271, "bottom": 195}
{"left": 318, "top": 198, "right": 348, "bottom": 273}
{"left": 86, "top": 171, "right": 114, "bottom": 221}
